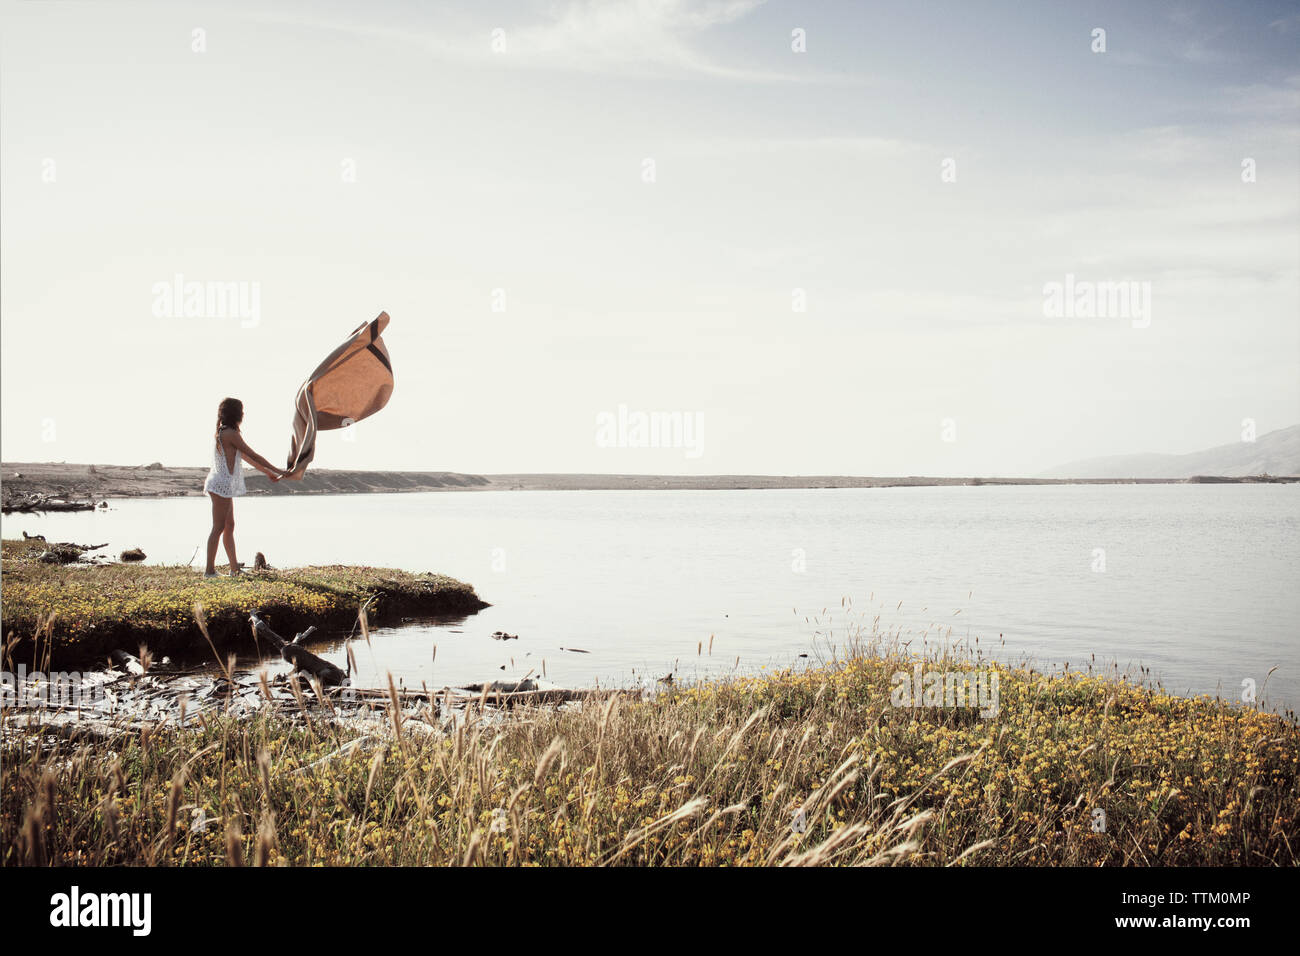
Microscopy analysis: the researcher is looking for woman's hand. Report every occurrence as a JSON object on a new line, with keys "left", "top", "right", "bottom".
{"left": 229, "top": 430, "right": 284, "bottom": 479}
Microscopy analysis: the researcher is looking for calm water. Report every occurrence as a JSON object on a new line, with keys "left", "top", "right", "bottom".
{"left": 6, "top": 486, "right": 1298, "bottom": 710}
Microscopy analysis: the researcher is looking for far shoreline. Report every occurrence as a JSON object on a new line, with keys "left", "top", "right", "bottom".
{"left": 2, "top": 460, "right": 1298, "bottom": 509}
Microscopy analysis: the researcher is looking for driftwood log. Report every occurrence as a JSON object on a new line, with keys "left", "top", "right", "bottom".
{"left": 462, "top": 680, "right": 538, "bottom": 693}
{"left": 451, "top": 684, "right": 640, "bottom": 707}
{"left": 110, "top": 648, "right": 147, "bottom": 676}
{"left": 248, "top": 610, "right": 347, "bottom": 687}
{"left": 317, "top": 684, "right": 637, "bottom": 708}
{"left": 27, "top": 540, "right": 108, "bottom": 565}
{"left": 2, "top": 493, "right": 97, "bottom": 514}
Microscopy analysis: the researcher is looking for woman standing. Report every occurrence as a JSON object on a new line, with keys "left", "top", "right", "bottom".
{"left": 203, "top": 397, "right": 285, "bottom": 577}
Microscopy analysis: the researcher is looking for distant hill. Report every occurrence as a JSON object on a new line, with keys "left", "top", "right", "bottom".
{"left": 1041, "top": 425, "right": 1300, "bottom": 479}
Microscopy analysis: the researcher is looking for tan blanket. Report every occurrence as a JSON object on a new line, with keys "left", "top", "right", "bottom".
{"left": 285, "top": 312, "right": 393, "bottom": 479}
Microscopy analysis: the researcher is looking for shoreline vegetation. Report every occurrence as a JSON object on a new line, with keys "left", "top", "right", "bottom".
{"left": 2, "top": 540, "right": 1296, "bottom": 867}
{"left": 3, "top": 492, "right": 1297, "bottom": 868}
{"left": 3, "top": 640, "right": 1296, "bottom": 866}
{"left": 3, "top": 460, "right": 1298, "bottom": 511}
{"left": 0, "top": 539, "right": 487, "bottom": 668}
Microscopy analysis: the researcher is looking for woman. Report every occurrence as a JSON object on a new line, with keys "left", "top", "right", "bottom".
{"left": 203, "top": 397, "right": 285, "bottom": 577}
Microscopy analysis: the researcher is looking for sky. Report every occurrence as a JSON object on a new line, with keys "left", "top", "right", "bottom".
{"left": 2, "top": 0, "right": 1297, "bottom": 476}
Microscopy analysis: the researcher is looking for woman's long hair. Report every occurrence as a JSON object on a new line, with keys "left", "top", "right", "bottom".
{"left": 216, "top": 398, "right": 244, "bottom": 441}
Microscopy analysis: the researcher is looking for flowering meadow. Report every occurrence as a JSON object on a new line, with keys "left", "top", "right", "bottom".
{"left": 4, "top": 647, "right": 1295, "bottom": 866}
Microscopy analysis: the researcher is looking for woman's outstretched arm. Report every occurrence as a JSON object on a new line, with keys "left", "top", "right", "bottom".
{"left": 226, "top": 430, "right": 285, "bottom": 480}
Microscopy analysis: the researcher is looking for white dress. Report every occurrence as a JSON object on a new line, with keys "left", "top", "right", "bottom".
{"left": 203, "top": 427, "right": 247, "bottom": 498}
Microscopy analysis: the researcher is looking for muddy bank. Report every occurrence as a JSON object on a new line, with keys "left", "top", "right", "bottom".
{"left": 1, "top": 648, "right": 637, "bottom": 748}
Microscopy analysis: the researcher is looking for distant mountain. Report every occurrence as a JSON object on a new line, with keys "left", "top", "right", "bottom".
{"left": 1041, "top": 425, "right": 1300, "bottom": 479}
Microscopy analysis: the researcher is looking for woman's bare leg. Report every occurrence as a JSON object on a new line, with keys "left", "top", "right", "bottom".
{"left": 205, "top": 493, "right": 232, "bottom": 574}
{"left": 222, "top": 501, "right": 238, "bottom": 573}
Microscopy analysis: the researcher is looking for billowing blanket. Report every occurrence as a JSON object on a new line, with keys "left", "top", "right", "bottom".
{"left": 285, "top": 312, "right": 393, "bottom": 479}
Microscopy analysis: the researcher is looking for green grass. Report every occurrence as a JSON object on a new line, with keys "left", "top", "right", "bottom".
{"left": 1, "top": 538, "right": 487, "bottom": 664}
{"left": 3, "top": 647, "right": 1296, "bottom": 866}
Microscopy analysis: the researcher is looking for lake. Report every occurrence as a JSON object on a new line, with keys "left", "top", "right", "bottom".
{"left": 5, "top": 485, "right": 1298, "bottom": 711}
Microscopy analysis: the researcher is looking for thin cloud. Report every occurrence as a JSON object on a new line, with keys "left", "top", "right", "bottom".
{"left": 1217, "top": 76, "right": 1300, "bottom": 116}
{"left": 241, "top": 0, "right": 868, "bottom": 84}
{"left": 678, "top": 135, "right": 929, "bottom": 157}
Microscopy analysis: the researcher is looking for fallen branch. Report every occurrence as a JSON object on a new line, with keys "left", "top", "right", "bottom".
{"left": 248, "top": 611, "right": 347, "bottom": 687}
{"left": 448, "top": 686, "right": 641, "bottom": 707}
{"left": 2, "top": 493, "right": 97, "bottom": 514}
{"left": 326, "top": 686, "right": 439, "bottom": 704}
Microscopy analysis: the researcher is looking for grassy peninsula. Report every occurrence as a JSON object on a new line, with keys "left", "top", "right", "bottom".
{"left": 0, "top": 539, "right": 487, "bottom": 665}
